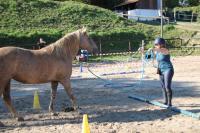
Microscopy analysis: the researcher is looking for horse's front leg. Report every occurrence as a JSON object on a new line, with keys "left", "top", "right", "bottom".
{"left": 3, "top": 80, "right": 24, "bottom": 121}
{"left": 60, "top": 79, "right": 78, "bottom": 111}
{"left": 49, "top": 81, "right": 58, "bottom": 115}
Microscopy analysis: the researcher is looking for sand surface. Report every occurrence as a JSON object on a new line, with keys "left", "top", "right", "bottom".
{"left": 0, "top": 56, "right": 200, "bottom": 133}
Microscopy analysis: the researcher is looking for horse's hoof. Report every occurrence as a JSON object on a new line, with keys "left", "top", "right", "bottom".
{"left": 51, "top": 112, "right": 59, "bottom": 116}
{"left": 64, "top": 107, "right": 75, "bottom": 112}
{"left": 0, "top": 121, "right": 5, "bottom": 127}
{"left": 16, "top": 117, "right": 24, "bottom": 121}
{"left": 77, "top": 108, "right": 83, "bottom": 115}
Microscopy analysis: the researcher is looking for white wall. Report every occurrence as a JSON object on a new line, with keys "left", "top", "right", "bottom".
{"left": 128, "top": 9, "right": 160, "bottom": 21}
{"left": 115, "top": 12, "right": 124, "bottom": 17}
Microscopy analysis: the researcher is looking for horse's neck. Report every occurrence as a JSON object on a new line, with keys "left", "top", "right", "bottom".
{"left": 66, "top": 43, "right": 79, "bottom": 60}
{"left": 65, "top": 35, "right": 80, "bottom": 59}
{"left": 41, "top": 31, "right": 80, "bottom": 61}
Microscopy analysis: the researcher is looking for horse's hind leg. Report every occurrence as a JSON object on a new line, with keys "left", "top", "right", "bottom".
{"left": 0, "top": 85, "right": 3, "bottom": 97}
{"left": 3, "top": 80, "right": 24, "bottom": 121}
{"left": 60, "top": 79, "right": 78, "bottom": 111}
{"left": 0, "top": 81, "right": 5, "bottom": 127}
{"left": 49, "top": 81, "right": 58, "bottom": 115}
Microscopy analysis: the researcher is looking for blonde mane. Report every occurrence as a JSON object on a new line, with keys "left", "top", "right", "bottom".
{"left": 46, "top": 30, "right": 81, "bottom": 57}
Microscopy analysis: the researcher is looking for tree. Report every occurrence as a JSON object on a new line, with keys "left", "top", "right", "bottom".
{"left": 164, "top": 0, "right": 179, "bottom": 8}
{"left": 187, "top": 0, "right": 200, "bottom": 6}
{"left": 176, "top": 0, "right": 199, "bottom": 7}
{"left": 84, "top": 0, "right": 124, "bottom": 9}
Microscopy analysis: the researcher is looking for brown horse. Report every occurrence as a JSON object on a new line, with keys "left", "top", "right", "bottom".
{"left": 0, "top": 28, "right": 98, "bottom": 121}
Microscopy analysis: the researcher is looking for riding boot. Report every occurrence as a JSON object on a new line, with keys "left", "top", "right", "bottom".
{"left": 167, "top": 90, "right": 172, "bottom": 107}
{"left": 163, "top": 90, "right": 168, "bottom": 105}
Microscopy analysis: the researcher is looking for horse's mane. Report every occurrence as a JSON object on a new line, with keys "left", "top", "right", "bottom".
{"left": 46, "top": 30, "right": 81, "bottom": 57}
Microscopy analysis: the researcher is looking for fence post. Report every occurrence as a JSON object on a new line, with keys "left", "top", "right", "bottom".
{"left": 180, "top": 38, "right": 183, "bottom": 47}
{"left": 191, "top": 12, "right": 194, "bottom": 23}
{"left": 128, "top": 40, "right": 131, "bottom": 52}
{"left": 140, "top": 40, "right": 145, "bottom": 84}
{"left": 167, "top": 17, "right": 169, "bottom": 25}
{"left": 99, "top": 38, "right": 102, "bottom": 59}
{"left": 160, "top": 0, "right": 163, "bottom": 38}
{"left": 174, "top": 9, "right": 176, "bottom": 23}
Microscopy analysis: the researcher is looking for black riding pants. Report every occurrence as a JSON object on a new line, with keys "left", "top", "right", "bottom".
{"left": 159, "top": 69, "right": 174, "bottom": 106}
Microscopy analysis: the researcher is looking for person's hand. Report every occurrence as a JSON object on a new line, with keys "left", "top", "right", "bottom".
{"left": 138, "top": 47, "right": 144, "bottom": 53}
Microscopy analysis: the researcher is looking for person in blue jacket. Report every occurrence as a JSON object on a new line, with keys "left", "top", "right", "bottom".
{"left": 149, "top": 37, "right": 174, "bottom": 106}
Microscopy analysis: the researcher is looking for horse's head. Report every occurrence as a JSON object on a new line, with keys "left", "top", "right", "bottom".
{"left": 79, "top": 28, "right": 98, "bottom": 54}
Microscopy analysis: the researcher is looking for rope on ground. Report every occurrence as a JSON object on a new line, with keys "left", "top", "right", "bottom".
{"left": 86, "top": 64, "right": 142, "bottom": 89}
{"left": 128, "top": 95, "right": 200, "bottom": 120}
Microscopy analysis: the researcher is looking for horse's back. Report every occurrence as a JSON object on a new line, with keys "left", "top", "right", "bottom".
{"left": 0, "top": 46, "right": 72, "bottom": 84}
{"left": 0, "top": 46, "right": 17, "bottom": 55}
{"left": 0, "top": 47, "right": 32, "bottom": 61}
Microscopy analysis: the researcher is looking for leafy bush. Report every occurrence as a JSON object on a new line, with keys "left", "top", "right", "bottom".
{"left": 164, "top": 25, "right": 175, "bottom": 31}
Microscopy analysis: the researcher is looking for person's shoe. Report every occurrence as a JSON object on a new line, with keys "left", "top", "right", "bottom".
{"left": 163, "top": 102, "right": 167, "bottom": 105}
{"left": 166, "top": 103, "right": 172, "bottom": 109}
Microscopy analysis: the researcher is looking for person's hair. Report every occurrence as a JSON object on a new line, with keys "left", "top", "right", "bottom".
{"left": 159, "top": 43, "right": 166, "bottom": 48}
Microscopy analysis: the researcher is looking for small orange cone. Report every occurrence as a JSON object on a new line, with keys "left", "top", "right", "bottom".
{"left": 82, "top": 114, "right": 90, "bottom": 133}
{"left": 33, "top": 90, "right": 41, "bottom": 109}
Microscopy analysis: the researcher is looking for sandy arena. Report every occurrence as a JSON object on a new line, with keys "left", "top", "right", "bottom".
{"left": 0, "top": 56, "right": 200, "bottom": 133}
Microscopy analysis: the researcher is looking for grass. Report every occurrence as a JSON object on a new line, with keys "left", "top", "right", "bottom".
{"left": 0, "top": 0, "right": 143, "bottom": 45}
{"left": 89, "top": 53, "right": 141, "bottom": 62}
{"left": 0, "top": 0, "right": 197, "bottom": 52}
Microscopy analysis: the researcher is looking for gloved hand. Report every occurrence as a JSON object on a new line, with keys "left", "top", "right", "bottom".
{"left": 138, "top": 47, "right": 144, "bottom": 53}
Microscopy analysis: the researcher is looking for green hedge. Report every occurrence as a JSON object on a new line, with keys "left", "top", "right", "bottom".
{"left": 0, "top": 29, "right": 145, "bottom": 51}
{"left": 90, "top": 30, "right": 145, "bottom": 52}
{"left": 0, "top": 30, "right": 62, "bottom": 48}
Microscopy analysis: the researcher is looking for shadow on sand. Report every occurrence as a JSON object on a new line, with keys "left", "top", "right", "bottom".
{"left": 0, "top": 78, "right": 199, "bottom": 130}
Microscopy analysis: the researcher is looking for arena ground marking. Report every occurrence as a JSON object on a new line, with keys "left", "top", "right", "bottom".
{"left": 128, "top": 95, "right": 200, "bottom": 120}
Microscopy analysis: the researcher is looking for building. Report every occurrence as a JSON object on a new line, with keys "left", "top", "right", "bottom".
{"left": 114, "top": 0, "right": 162, "bottom": 21}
